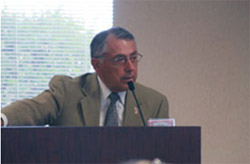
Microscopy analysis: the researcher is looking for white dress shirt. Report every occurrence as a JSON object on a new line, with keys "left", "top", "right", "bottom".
{"left": 97, "top": 76, "right": 126, "bottom": 126}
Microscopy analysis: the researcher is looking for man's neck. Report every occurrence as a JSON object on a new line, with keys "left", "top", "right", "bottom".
{"left": 97, "top": 75, "right": 126, "bottom": 104}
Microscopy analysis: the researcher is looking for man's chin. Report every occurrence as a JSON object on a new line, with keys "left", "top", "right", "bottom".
{"left": 111, "top": 79, "right": 136, "bottom": 92}
{"left": 111, "top": 84, "right": 129, "bottom": 92}
{"left": 119, "top": 85, "right": 129, "bottom": 92}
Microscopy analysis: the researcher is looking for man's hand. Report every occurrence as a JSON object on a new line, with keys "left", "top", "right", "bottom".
{"left": 1, "top": 113, "right": 8, "bottom": 126}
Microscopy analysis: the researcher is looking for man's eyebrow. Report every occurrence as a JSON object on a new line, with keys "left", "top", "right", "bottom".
{"left": 114, "top": 51, "right": 138, "bottom": 57}
{"left": 114, "top": 54, "right": 126, "bottom": 57}
{"left": 130, "top": 51, "right": 138, "bottom": 55}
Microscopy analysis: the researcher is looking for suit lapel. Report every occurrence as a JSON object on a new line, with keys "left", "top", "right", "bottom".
{"left": 80, "top": 74, "right": 100, "bottom": 126}
{"left": 123, "top": 90, "right": 144, "bottom": 126}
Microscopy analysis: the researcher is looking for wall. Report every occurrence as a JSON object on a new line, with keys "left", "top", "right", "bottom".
{"left": 114, "top": 0, "right": 249, "bottom": 163}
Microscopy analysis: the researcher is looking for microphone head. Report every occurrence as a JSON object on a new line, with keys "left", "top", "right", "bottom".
{"left": 127, "top": 81, "right": 135, "bottom": 91}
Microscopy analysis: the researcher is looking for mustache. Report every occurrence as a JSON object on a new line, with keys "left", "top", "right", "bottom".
{"left": 121, "top": 76, "right": 135, "bottom": 81}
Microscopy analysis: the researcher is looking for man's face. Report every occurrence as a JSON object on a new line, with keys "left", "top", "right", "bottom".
{"left": 92, "top": 34, "right": 138, "bottom": 92}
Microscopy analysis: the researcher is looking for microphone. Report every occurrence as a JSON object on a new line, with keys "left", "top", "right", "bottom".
{"left": 127, "top": 81, "right": 146, "bottom": 126}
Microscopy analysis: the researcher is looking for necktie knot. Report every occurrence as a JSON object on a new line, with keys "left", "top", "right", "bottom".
{"left": 109, "top": 92, "right": 120, "bottom": 104}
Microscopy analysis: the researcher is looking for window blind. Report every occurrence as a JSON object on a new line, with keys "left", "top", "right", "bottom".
{"left": 1, "top": 0, "right": 113, "bottom": 108}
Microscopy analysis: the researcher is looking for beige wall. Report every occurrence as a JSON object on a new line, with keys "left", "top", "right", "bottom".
{"left": 114, "top": 0, "right": 249, "bottom": 163}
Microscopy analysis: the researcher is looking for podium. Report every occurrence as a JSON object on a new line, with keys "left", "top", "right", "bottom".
{"left": 1, "top": 127, "right": 201, "bottom": 163}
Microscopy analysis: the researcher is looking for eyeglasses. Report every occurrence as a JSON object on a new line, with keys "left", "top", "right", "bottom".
{"left": 97, "top": 53, "right": 143, "bottom": 66}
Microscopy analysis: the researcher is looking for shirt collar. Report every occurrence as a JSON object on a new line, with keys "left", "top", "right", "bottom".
{"left": 97, "top": 76, "right": 126, "bottom": 104}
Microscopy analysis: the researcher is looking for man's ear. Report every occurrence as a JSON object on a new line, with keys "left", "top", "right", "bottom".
{"left": 91, "top": 58, "right": 100, "bottom": 71}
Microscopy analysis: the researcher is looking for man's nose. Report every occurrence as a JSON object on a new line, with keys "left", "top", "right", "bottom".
{"left": 124, "top": 59, "right": 135, "bottom": 71}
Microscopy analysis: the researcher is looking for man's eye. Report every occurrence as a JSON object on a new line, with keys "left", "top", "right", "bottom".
{"left": 114, "top": 57, "right": 125, "bottom": 62}
{"left": 130, "top": 55, "right": 137, "bottom": 61}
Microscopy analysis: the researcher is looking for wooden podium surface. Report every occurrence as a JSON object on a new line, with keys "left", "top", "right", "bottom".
{"left": 1, "top": 127, "right": 201, "bottom": 163}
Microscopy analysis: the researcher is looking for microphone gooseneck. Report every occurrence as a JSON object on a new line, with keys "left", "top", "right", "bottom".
{"left": 127, "top": 81, "right": 146, "bottom": 126}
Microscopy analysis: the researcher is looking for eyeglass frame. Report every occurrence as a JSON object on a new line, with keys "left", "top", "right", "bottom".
{"left": 95, "top": 52, "right": 143, "bottom": 66}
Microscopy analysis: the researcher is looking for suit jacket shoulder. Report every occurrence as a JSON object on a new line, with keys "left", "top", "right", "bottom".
{"left": 134, "top": 82, "right": 167, "bottom": 101}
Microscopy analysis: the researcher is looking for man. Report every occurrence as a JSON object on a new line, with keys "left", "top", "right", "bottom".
{"left": 1, "top": 27, "right": 169, "bottom": 126}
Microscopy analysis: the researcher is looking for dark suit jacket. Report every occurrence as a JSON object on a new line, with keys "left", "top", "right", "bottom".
{"left": 2, "top": 73, "right": 169, "bottom": 126}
